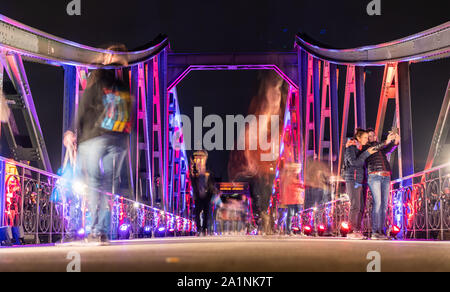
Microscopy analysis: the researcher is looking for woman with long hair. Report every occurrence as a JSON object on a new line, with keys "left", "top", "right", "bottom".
{"left": 343, "top": 129, "right": 377, "bottom": 239}
{"left": 228, "top": 70, "right": 288, "bottom": 235}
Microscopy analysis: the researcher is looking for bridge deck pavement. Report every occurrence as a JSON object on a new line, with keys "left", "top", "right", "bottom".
{"left": 0, "top": 236, "right": 449, "bottom": 272}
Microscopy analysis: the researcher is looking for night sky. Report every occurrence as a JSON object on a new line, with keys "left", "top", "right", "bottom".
{"left": 1, "top": 0, "right": 449, "bottom": 180}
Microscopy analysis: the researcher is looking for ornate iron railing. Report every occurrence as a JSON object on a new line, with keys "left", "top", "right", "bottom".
{"left": 0, "top": 156, "right": 196, "bottom": 245}
{"left": 293, "top": 163, "right": 450, "bottom": 240}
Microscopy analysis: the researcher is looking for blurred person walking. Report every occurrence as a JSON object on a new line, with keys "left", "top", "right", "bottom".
{"left": 279, "top": 163, "right": 304, "bottom": 236}
{"left": 190, "top": 150, "right": 216, "bottom": 236}
{"left": 63, "top": 44, "right": 132, "bottom": 243}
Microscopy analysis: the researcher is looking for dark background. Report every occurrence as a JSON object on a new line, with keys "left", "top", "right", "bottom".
{"left": 0, "top": 0, "right": 449, "bottom": 180}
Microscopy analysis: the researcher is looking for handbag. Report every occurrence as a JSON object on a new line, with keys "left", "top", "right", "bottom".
{"left": 50, "top": 145, "right": 76, "bottom": 203}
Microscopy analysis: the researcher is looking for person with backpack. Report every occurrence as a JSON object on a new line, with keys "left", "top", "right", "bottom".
{"left": 344, "top": 129, "right": 378, "bottom": 239}
{"left": 63, "top": 44, "right": 132, "bottom": 244}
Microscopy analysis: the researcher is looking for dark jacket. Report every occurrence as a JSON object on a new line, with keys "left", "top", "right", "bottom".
{"left": 75, "top": 69, "right": 131, "bottom": 144}
{"left": 343, "top": 145, "right": 371, "bottom": 184}
{"left": 191, "top": 172, "right": 216, "bottom": 202}
{"left": 362, "top": 141, "right": 398, "bottom": 174}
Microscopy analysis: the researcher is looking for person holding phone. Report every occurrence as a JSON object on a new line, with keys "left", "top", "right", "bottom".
{"left": 363, "top": 128, "right": 400, "bottom": 240}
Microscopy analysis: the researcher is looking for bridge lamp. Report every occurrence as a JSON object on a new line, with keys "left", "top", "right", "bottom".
{"left": 340, "top": 222, "right": 350, "bottom": 237}
{"left": 119, "top": 224, "right": 131, "bottom": 239}
{"left": 390, "top": 225, "right": 401, "bottom": 238}
{"left": 77, "top": 228, "right": 85, "bottom": 238}
{"left": 318, "top": 224, "right": 326, "bottom": 236}
{"left": 155, "top": 226, "right": 166, "bottom": 238}
{"left": 143, "top": 226, "right": 152, "bottom": 238}
{"left": 303, "top": 225, "right": 313, "bottom": 236}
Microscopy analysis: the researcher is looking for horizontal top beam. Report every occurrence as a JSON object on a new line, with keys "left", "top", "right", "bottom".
{"left": 167, "top": 51, "right": 299, "bottom": 89}
{"left": 296, "top": 22, "right": 450, "bottom": 66}
{"left": 0, "top": 13, "right": 168, "bottom": 68}
{"left": 168, "top": 51, "right": 297, "bottom": 67}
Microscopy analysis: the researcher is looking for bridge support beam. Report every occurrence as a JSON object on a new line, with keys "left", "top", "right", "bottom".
{"left": 160, "top": 49, "right": 169, "bottom": 212}
{"left": 0, "top": 53, "right": 52, "bottom": 172}
{"left": 398, "top": 62, "right": 414, "bottom": 182}
{"left": 425, "top": 80, "right": 450, "bottom": 170}
{"left": 0, "top": 160, "right": 5, "bottom": 227}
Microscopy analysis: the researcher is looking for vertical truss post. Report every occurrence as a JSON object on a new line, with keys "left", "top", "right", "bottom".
{"left": 130, "top": 66, "right": 139, "bottom": 200}
{"left": 62, "top": 66, "right": 87, "bottom": 164}
{"left": 318, "top": 61, "right": 331, "bottom": 162}
{"left": 375, "top": 63, "right": 398, "bottom": 142}
{"left": 374, "top": 63, "right": 406, "bottom": 179}
{"left": 0, "top": 160, "right": 5, "bottom": 227}
{"left": 330, "top": 63, "right": 340, "bottom": 173}
{"left": 132, "top": 63, "right": 153, "bottom": 202}
{"left": 304, "top": 54, "right": 317, "bottom": 161}
{"left": 160, "top": 49, "right": 169, "bottom": 212}
{"left": 337, "top": 65, "right": 366, "bottom": 178}
{"left": 0, "top": 62, "right": 3, "bottom": 140}
{"left": 0, "top": 51, "right": 19, "bottom": 157}
{"left": 167, "top": 90, "right": 175, "bottom": 213}
{"left": 62, "top": 65, "right": 77, "bottom": 165}
{"left": 313, "top": 58, "right": 321, "bottom": 157}
{"left": 1, "top": 53, "right": 52, "bottom": 172}
{"left": 298, "top": 49, "right": 306, "bottom": 183}
{"left": 152, "top": 57, "right": 165, "bottom": 209}
{"left": 425, "top": 80, "right": 450, "bottom": 170}
{"left": 398, "top": 62, "right": 414, "bottom": 182}
{"left": 131, "top": 63, "right": 154, "bottom": 204}
{"left": 168, "top": 88, "right": 186, "bottom": 215}
{"left": 318, "top": 61, "right": 338, "bottom": 173}
{"left": 141, "top": 62, "right": 153, "bottom": 205}
{"left": 355, "top": 66, "right": 366, "bottom": 129}
{"left": 146, "top": 61, "right": 156, "bottom": 206}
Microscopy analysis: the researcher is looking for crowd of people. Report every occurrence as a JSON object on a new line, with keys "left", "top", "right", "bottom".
{"left": 59, "top": 45, "right": 400, "bottom": 242}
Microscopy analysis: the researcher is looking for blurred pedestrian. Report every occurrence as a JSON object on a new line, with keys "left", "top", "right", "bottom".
{"left": 279, "top": 163, "right": 304, "bottom": 235}
{"left": 64, "top": 44, "right": 132, "bottom": 243}
{"left": 190, "top": 150, "right": 216, "bottom": 236}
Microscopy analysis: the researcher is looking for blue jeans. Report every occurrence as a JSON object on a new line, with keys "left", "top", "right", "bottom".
{"left": 77, "top": 134, "right": 128, "bottom": 236}
{"left": 368, "top": 174, "right": 390, "bottom": 234}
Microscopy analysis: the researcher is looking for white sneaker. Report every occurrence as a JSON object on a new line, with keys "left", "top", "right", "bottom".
{"left": 347, "top": 232, "right": 365, "bottom": 240}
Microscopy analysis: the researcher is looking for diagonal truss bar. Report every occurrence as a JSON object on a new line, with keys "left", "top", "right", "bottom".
{"left": 337, "top": 65, "right": 366, "bottom": 179}
{"left": 0, "top": 53, "right": 52, "bottom": 171}
{"left": 425, "top": 80, "right": 450, "bottom": 170}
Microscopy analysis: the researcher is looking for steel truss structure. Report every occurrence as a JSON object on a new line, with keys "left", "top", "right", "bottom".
{"left": 0, "top": 13, "right": 449, "bottom": 241}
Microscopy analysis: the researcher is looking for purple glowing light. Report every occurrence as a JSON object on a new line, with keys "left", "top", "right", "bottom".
{"left": 119, "top": 224, "right": 130, "bottom": 232}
